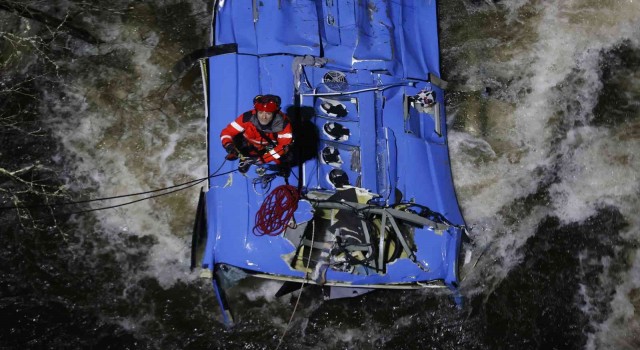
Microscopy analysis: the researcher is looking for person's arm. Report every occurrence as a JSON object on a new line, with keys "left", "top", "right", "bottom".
{"left": 220, "top": 115, "right": 245, "bottom": 148}
{"left": 261, "top": 119, "right": 293, "bottom": 164}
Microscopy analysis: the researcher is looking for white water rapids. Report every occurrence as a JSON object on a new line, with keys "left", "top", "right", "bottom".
{"left": 446, "top": 1, "right": 640, "bottom": 348}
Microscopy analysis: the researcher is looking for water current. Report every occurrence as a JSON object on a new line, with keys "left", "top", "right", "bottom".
{"left": 1, "top": 0, "right": 639, "bottom": 349}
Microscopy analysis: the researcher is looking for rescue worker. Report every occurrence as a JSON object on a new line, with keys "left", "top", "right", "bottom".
{"left": 220, "top": 94, "right": 293, "bottom": 173}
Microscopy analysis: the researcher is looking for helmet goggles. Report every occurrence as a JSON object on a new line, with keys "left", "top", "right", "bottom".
{"left": 253, "top": 94, "right": 281, "bottom": 113}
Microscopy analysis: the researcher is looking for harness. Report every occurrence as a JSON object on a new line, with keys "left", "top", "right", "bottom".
{"left": 242, "top": 111, "right": 281, "bottom": 152}
{"left": 256, "top": 127, "right": 277, "bottom": 150}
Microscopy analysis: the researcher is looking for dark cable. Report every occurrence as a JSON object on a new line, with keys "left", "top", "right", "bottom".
{"left": 63, "top": 170, "right": 234, "bottom": 215}
{"left": 65, "top": 178, "right": 206, "bottom": 214}
{"left": 2, "top": 176, "right": 205, "bottom": 210}
{"left": 1, "top": 159, "right": 233, "bottom": 212}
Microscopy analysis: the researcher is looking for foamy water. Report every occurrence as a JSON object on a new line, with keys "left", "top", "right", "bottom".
{"left": 40, "top": 0, "right": 209, "bottom": 287}
{"left": 448, "top": 1, "right": 640, "bottom": 348}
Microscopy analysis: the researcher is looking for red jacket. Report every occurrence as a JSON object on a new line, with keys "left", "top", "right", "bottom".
{"left": 220, "top": 110, "right": 293, "bottom": 164}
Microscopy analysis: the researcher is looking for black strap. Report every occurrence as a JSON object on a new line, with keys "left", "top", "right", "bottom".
{"left": 256, "top": 127, "right": 277, "bottom": 148}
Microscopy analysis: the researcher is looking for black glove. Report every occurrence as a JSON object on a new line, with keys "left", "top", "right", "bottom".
{"left": 224, "top": 144, "right": 238, "bottom": 160}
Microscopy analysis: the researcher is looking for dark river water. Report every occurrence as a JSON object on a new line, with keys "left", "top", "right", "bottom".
{"left": 1, "top": 0, "right": 639, "bottom": 349}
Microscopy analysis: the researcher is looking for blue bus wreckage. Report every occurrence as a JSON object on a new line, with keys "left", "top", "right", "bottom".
{"left": 191, "top": 0, "right": 469, "bottom": 326}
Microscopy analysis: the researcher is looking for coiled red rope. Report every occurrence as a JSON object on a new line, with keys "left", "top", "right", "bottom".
{"left": 253, "top": 185, "right": 300, "bottom": 236}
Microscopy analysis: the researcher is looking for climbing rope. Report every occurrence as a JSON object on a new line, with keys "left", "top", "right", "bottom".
{"left": 253, "top": 184, "right": 300, "bottom": 236}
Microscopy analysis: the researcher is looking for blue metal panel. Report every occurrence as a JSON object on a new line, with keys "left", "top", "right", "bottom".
{"left": 395, "top": 136, "right": 463, "bottom": 226}
{"left": 215, "top": 0, "right": 321, "bottom": 56}
{"left": 376, "top": 127, "right": 398, "bottom": 204}
{"left": 211, "top": 173, "right": 305, "bottom": 276}
{"left": 214, "top": 2, "right": 255, "bottom": 52}
{"left": 353, "top": 0, "right": 394, "bottom": 71}
{"left": 413, "top": 227, "right": 447, "bottom": 276}
{"left": 397, "top": 137, "right": 439, "bottom": 211}
{"left": 320, "top": 0, "right": 357, "bottom": 69}
{"left": 388, "top": 0, "right": 441, "bottom": 79}
{"left": 380, "top": 85, "right": 406, "bottom": 133}
{"left": 354, "top": 72, "right": 378, "bottom": 193}
{"left": 427, "top": 142, "right": 465, "bottom": 225}
{"left": 207, "top": 54, "right": 260, "bottom": 159}
{"left": 254, "top": 0, "right": 321, "bottom": 56}
{"left": 257, "top": 55, "right": 295, "bottom": 107}
{"left": 214, "top": 0, "right": 440, "bottom": 78}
